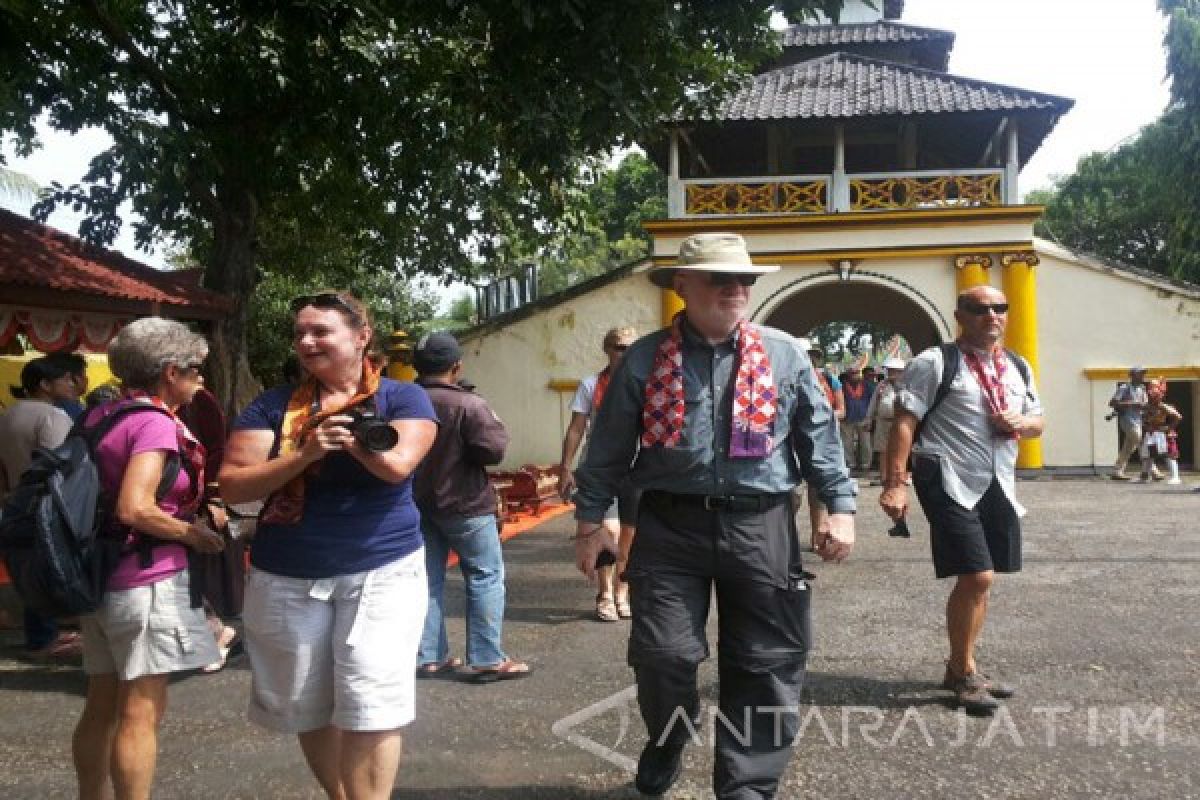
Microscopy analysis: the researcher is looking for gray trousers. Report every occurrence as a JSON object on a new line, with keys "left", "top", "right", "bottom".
{"left": 625, "top": 492, "right": 811, "bottom": 800}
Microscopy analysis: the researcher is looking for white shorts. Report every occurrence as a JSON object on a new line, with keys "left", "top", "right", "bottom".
{"left": 243, "top": 550, "right": 428, "bottom": 734}
{"left": 81, "top": 569, "right": 219, "bottom": 681}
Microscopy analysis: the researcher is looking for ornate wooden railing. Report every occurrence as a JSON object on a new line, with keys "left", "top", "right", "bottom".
{"left": 675, "top": 168, "right": 1006, "bottom": 217}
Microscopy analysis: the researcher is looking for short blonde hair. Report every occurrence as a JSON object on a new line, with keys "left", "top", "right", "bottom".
{"left": 108, "top": 317, "right": 209, "bottom": 390}
{"left": 603, "top": 326, "right": 637, "bottom": 350}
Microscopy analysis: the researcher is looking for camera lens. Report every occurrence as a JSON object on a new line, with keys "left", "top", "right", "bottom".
{"left": 355, "top": 420, "right": 399, "bottom": 452}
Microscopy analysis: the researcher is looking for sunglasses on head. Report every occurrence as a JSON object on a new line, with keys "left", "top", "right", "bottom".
{"left": 961, "top": 301, "right": 1009, "bottom": 316}
{"left": 707, "top": 272, "right": 758, "bottom": 287}
{"left": 290, "top": 292, "right": 359, "bottom": 317}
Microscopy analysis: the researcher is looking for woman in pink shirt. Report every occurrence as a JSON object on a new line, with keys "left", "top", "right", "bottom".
{"left": 72, "top": 317, "right": 225, "bottom": 800}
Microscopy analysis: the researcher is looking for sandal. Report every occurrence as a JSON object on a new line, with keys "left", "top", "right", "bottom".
{"left": 462, "top": 659, "right": 532, "bottom": 684}
{"left": 416, "top": 657, "right": 464, "bottom": 680}
{"left": 202, "top": 627, "right": 241, "bottom": 674}
{"left": 615, "top": 595, "right": 632, "bottom": 619}
{"left": 596, "top": 594, "right": 619, "bottom": 622}
{"left": 25, "top": 631, "right": 83, "bottom": 664}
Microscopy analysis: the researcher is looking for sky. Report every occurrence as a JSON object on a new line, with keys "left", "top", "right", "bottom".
{"left": 0, "top": 0, "right": 1174, "bottom": 278}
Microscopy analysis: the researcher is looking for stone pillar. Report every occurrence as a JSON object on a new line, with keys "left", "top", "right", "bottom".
{"left": 954, "top": 254, "right": 992, "bottom": 293}
{"left": 1001, "top": 250, "right": 1043, "bottom": 469}
{"left": 387, "top": 329, "right": 417, "bottom": 382}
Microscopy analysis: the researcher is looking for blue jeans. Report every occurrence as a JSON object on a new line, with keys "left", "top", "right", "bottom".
{"left": 24, "top": 609, "right": 59, "bottom": 651}
{"left": 419, "top": 514, "right": 507, "bottom": 668}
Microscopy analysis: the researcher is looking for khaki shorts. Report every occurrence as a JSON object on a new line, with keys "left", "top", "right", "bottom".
{"left": 81, "top": 569, "right": 219, "bottom": 681}
{"left": 243, "top": 550, "right": 427, "bottom": 734}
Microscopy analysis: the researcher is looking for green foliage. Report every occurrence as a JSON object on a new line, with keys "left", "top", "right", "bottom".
{"left": 494, "top": 151, "right": 667, "bottom": 295}
{"left": 1, "top": 0, "right": 848, "bottom": 405}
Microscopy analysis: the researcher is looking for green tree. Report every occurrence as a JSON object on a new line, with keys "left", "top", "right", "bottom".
{"left": 1032, "top": 116, "right": 1176, "bottom": 276}
{"left": 2, "top": 0, "right": 846, "bottom": 412}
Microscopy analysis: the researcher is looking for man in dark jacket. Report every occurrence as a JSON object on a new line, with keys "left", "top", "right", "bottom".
{"left": 412, "top": 332, "right": 530, "bottom": 682}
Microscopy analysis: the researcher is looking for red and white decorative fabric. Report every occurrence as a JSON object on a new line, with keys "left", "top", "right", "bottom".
{"left": 960, "top": 343, "right": 1017, "bottom": 440}
{"left": 642, "top": 315, "right": 777, "bottom": 458}
{"left": 0, "top": 306, "right": 129, "bottom": 352}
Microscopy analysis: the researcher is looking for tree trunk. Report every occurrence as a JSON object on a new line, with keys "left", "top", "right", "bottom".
{"left": 204, "top": 187, "right": 262, "bottom": 419}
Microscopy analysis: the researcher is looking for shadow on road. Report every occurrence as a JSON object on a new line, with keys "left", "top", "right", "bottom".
{"left": 393, "top": 788, "right": 638, "bottom": 799}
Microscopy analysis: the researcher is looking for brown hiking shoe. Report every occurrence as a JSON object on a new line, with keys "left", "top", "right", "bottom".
{"left": 941, "top": 665, "right": 1016, "bottom": 699}
{"left": 942, "top": 668, "right": 1000, "bottom": 714}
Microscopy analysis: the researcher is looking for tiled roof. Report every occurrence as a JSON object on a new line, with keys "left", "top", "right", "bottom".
{"left": 696, "top": 52, "right": 1072, "bottom": 122}
{"left": 0, "top": 208, "right": 231, "bottom": 315}
{"left": 780, "top": 21, "right": 953, "bottom": 48}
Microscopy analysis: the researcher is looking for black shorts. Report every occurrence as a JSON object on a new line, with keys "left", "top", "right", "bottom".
{"left": 911, "top": 456, "right": 1022, "bottom": 579}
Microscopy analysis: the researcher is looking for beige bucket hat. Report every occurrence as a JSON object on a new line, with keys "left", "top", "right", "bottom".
{"left": 647, "top": 232, "right": 779, "bottom": 289}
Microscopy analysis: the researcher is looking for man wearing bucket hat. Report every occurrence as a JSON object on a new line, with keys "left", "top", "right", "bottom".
{"left": 572, "top": 232, "right": 855, "bottom": 798}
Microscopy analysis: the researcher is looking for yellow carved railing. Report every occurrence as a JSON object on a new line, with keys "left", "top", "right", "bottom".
{"left": 849, "top": 173, "right": 1002, "bottom": 211}
{"left": 685, "top": 179, "right": 828, "bottom": 215}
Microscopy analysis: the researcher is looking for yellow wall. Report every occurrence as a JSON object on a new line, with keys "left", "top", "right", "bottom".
{"left": 0, "top": 353, "right": 116, "bottom": 410}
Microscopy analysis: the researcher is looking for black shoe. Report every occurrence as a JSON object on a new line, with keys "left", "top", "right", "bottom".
{"left": 635, "top": 740, "right": 685, "bottom": 796}
{"left": 887, "top": 518, "right": 911, "bottom": 538}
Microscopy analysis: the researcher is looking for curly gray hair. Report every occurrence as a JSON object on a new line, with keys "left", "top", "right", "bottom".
{"left": 107, "top": 317, "right": 209, "bottom": 390}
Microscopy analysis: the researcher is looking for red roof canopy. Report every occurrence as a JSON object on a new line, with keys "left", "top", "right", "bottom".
{"left": 0, "top": 208, "right": 231, "bottom": 319}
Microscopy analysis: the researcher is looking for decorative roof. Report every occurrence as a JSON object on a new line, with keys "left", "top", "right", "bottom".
{"left": 0, "top": 208, "right": 231, "bottom": 316}
{"left": 699, "top": 52, "right": 1073, "bottom": 122}
{"left": 779, "top": 21, "right": 953, "bottom": 48}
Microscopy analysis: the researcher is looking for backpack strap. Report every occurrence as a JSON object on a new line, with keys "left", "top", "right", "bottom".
{"left": 1004, "top": 348, "right": 1035, "bottom": 402}
{"left": 912, "top": 342, "right": 960, "bottom": 446}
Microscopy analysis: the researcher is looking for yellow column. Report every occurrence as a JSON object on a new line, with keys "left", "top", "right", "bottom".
{"left": 954, "top": 254, "right": 991, "bottom": 293}
{"left": 387, "top": 330, "right": 417, "bottom": 382}
{"left": 662, "top": 288, "right": 685, "bottom": 327}
{"left": 1001, "top": 251, "right": 1042, "bottom": 469}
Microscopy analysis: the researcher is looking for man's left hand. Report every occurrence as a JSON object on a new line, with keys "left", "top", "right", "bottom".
{"left": 816, "top": 513, "right": 855, "bottom": 563}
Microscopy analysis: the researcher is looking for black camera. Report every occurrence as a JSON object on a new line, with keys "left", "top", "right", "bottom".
{"left": 346, "top": 408, "right": 399, "bottom": 452}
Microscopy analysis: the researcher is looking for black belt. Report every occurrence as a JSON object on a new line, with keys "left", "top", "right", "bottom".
{"left": 645, "top": 490, "right": 789, "bottom": 513}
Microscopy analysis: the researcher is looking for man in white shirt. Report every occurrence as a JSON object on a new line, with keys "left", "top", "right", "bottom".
{"left": 880, "top": 285, "right": 1044, "bottom": 715}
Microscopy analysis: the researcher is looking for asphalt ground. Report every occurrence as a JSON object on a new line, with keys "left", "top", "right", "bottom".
{"left": 0, "top": 477, "right": 1197, "bottom": 799}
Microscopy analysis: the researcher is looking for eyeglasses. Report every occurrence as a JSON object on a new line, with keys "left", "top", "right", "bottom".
{"left": 290, "top": 292, "right": 360, "bottom": 319}
{"left": 177, "top": 361, "right": 205, "bottom": 374}
{"left": 961, "top": 301, "right": 1009, "bottom": 316}
{"left": 707, "top": 272, "right": 758, "bottom": 287}
{"left": 608, "top": 343, "right": 630, "bottom": 352}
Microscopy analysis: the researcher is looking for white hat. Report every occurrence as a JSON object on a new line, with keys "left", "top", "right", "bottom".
{"left": 882, "top": 357, "right": 906, "bottom": 371}
{"left": 647, "top": 232, "right": 779, "bottom": 289}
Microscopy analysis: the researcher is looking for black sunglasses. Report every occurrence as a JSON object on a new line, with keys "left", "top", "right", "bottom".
{"left": 177, "top": 361, "right": 205, "bottom": 373}
{"left": 707, "top": 272, "right": 758, "bottom": 287}
{"left": 961, "top": 301, "right": 1009, "bottom": 316}
{"left": 290, "top": 292, "right": 359, "bottom": 318}
{"left": 609, "top": 343, "right": 630, "bottom": 352}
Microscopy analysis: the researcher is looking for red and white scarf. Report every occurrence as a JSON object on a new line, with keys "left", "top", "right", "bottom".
{"left": 960, "top": 343, "right": 1017, "bottom": 441}
{"left": 641, "top": 315, "right": 776, "bottom": 458}
{"left": 119, "top": 389, "right": 208, "bottom": 514}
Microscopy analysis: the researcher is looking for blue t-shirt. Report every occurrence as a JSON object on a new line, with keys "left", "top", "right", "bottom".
{"left": 233, "top": 378, "right": 437, "bottom": 579}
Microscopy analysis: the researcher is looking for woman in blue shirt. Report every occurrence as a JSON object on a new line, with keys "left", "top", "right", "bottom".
{"left": 220, "top": 290, "right": 436, "bottom": 800}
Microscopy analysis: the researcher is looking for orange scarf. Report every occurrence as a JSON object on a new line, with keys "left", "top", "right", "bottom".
{"left": 260, "top": 359, "right": 383, "bottom": 525}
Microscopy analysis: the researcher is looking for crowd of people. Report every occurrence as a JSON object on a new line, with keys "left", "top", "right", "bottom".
{"left": 1109, "top": 366, "right": 1185, "bottom": 484}
{"left": 0, "top": 231, "right": 1191, "bottom": 799}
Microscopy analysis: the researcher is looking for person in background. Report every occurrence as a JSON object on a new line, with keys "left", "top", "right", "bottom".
{"left": 71, "top": 318, "right": 225, "bottom": 799}
{"left": 44, "top": 350, "right": 89, "bottom": 421}
{"left": 1109, "top": 366, "right": 1154, "bottom": 481}
{"left": 798, "top": 339, "right": 846, "bottom": 552}
{"left": 839, "top": 365, "right": 874, "bottom": 474}
{"left": 1139, "top": 379, "right": 1183, "bottom": 485}
{"left": 412, "top": 332, "right": 530, "bottom": 682}
{"left": 177, "top": 385, "right": 242, "bottom": 673}
{"left": 865, "top": 357, "right": 907, "bottom": 484}
{"left": 219, "top": 290, "right": 437, "bottom": 800}
{"left": 558, "top": 326, "right": 641, "bottom": 622}
{"left": 0, "top": 357, "right": 83, "bottom": 663}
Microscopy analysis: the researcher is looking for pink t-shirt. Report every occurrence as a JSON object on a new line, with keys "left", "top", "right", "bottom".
{"left": 86, "top": 405, "right": 193, "bottom": 590}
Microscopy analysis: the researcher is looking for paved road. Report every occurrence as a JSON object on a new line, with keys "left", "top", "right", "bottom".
{"left": 1, "top": 479, "right": 1198, "bottom": 799}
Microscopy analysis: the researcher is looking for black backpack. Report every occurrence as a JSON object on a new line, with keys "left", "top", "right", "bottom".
{"left": 0, "top": 404, "right": 183, "bottom": 617}
{"left": 912, "top": 343, "right": 1034, "bottom": 445}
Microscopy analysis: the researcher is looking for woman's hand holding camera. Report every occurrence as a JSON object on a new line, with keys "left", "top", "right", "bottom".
{"left": 301, "top": 414, "right": 356, "bottom": 462}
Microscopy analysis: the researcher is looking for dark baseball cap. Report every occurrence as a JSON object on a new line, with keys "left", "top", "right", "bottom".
{"left": 413, "top": 331, "right": 462, "bottom": 374}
